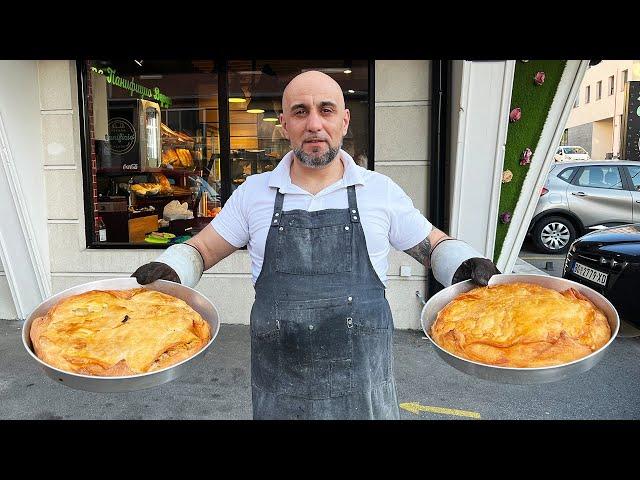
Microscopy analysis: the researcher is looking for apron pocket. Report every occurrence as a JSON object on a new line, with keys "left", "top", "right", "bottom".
{"left": 251, "top": 333, "right": 280, "bottom": 393}
{"left": 275, "top": 304, "right": 313, "bottom": 397}
{"left": 276, "top": 224, "right": 352, "bottom": 275}
{"left": 250, "top": 305, "right": 281, "bottom": 393}
{"left": 351, "top": 300, "right": 392, "bottom": 388}
{"left": 330, "top": 359, "right": 353, "bottom": 397}
{"left": 276, "top": 297, "right": 353, "bottom": 399}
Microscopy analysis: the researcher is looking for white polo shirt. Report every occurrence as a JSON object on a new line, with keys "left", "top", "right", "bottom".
{"left": 210, "top": 149, "right": 432, "bottom": 285}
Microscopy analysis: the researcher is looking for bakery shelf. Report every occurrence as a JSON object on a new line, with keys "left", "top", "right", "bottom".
{"left": 97, "top": 167, "right": 202, "bottom": 175}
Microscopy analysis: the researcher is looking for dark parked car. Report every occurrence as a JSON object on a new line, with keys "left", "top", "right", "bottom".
{"left": 562, "top": 223, "right": 640, "bottom": 327}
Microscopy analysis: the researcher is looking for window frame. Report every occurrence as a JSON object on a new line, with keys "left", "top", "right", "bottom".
{"left": 622, "top": 165, "right": 640, "bottom": 191}
{"left": 557, "top": 166, "right": 578, "bottom": 183}
{"left": 621, "top": 70, "right": 628, "bottom": 91}
{"left": 585, "top": 85, "right": 591, "bottom": 104}
{"left": 573, "top": 165, "right": 625, "bottom": 191}
{"left": 608, "top": 75, "right": 615, "bottom": 96}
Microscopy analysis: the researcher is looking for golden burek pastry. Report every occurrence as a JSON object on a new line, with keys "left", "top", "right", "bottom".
{"left": 30, "top": 288, "right": 211, "bottom": 376}
{"left": 430, "top": 282, "right": 611, "bottom": 368}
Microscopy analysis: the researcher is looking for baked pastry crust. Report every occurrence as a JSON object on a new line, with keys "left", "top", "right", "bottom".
{"left": 131, "top": 183, "right": 161, "bottom": 196}
{"left": 153, "top": 173, "right": 173, "bottom": 194}
{"left": 430, "top": 282, "right": 611, "bottom": 368}
{"left": 30, "top": 288, "right": 211, "bottom": 376}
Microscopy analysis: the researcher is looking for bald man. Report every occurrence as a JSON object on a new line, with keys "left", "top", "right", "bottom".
{"left": 133, "top": 70, "right": 500, "bottom": 420}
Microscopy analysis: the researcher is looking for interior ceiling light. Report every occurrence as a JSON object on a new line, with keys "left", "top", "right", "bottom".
{"left": 228, "top": 73, "right": 246, "bottom": 103}
{"left": 246, "top": 64, "right": 278, "bottom": 114}
{"left": 301, "top": 67, "right": 344, "bottom": 74}
{"left": 246, "top": 105, "right": 265, "bottom": 114}
{"left": 262, "top": 109, "right": 279, "bottom": 122}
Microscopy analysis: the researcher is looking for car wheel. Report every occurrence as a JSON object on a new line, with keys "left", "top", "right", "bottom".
{"left": 532, "top": 216, "right": 576, "bottom": 254}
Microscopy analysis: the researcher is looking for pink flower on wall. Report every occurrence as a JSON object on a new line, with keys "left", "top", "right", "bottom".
{"left": 509, "top": 107, "right": 522, "bottom": 122}
{"left": 500, "top": 212, "right": 512, "bottom": 224}
{"left": 520, "top": 147, "right": 533, "bottom": 165}
{"left": 534, "top": 71, "right": 546, "bottom": 86}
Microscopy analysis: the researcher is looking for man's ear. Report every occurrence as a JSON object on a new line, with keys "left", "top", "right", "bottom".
{"left": 342, "top": 108, "right": 350, "bottom": 136}
{"left": 279, "top": 113, "right": 289, "bottom": 139}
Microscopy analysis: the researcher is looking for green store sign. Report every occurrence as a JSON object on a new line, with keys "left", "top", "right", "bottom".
{"left": 91, "top": 66, "right": 172, "bottom": 108}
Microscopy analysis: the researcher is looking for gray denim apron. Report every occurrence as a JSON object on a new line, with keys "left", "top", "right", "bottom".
{"left": 250, "top": 184, "right": 400, "bottom": 419}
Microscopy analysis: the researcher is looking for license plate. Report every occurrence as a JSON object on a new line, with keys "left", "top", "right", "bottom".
{"left": 572, "top": 262, "right": 608, "bottom": 286}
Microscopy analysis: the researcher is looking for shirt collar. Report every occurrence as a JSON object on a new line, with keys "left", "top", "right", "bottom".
{"left": 268, "top": 149, "right": 366, "bottom": 193}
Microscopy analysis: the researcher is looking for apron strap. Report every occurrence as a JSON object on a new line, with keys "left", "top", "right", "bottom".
{"left": 271, "top": 188, "right": 285, "bottom": 227}
{"left": 347, "top": 185, "right": 360, "bottom": 223}
{"left": 272, "top": 186, "right": 359, "bottom": 225}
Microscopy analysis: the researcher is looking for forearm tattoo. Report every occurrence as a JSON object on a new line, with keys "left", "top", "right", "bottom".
{"left": 403, "top": 237, "right": 432, "bottom": 268}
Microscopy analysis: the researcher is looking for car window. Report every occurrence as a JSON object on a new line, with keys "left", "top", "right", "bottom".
{"left": 557, "top": 167, "right": 576, "bottom": 183}
{"left": 565, "top": 147, "right": 587, "bottom": 154}
{"left": 628, "top": 165, "right": 640, "bottom": 191}
{"left": 556, "top": 148, "right": 563, "bottom": 155}
{"left": 576, "top": 166, "right": 623, "bottom": 189}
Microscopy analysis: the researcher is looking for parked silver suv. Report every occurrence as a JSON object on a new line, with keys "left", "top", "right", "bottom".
{"left": 528, "top": 160, "right": 640, "bottom": 254}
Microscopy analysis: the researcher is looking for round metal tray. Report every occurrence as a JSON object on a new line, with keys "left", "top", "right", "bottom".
{"left": 22, "top": 278, "right": 220, "bottom": 393}
{"left": 420, "top": 274, "right": 619, "bottom": 384}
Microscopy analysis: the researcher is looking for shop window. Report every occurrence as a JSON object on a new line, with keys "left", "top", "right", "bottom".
{"left": 79, "top": 60, "right": 371, "bottom": 248}
{"left": 226, "top": 60, "right": 370, "bottom": 193}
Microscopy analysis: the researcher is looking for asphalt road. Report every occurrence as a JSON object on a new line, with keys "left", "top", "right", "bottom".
{"left": 518, "top": 237, "right": 565, "bottom": 278}
{"left": 2, "top": 321, "right": 639, "bottom": 420}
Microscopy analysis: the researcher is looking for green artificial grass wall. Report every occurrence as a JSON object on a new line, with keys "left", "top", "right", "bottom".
{"left": 493, "top": 60, "right": 567, "bottom": 262}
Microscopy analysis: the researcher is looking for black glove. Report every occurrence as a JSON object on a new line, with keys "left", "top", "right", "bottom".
{"left": 451, "top": 257, "right": 501, "bottom": 286}
{"left": 131, "top": 262, "right": 180, "bottom": 285}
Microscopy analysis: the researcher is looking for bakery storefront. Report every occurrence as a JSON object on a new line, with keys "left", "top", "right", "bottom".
{"left": 0, "top": 59, "right": 436, "bottom": 328}
{"left": 83, "top": 60, "right": 372, "bottom": 247}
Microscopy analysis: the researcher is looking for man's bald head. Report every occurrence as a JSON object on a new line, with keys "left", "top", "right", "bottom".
{"left": 279, "top": 70, "right": 350, "bottom": 169}
{"left": 282, "top": 70, "right": 346, "bottom": 111}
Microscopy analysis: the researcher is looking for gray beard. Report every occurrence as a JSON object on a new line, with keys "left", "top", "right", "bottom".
{"left": 293, "top": 144, "right": 341, "bottom": 169}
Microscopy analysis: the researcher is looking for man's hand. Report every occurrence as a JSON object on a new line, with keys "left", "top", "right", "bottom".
{"left": 131, "top": 261, "right": 180, "bottom": 285}
{"left": 452, "top": 257, "right": 501, "bottom": 286}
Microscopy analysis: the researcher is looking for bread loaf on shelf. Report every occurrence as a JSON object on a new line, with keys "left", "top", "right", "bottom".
{"left": 131, "top": 183, "right": 161, "bottom": 196}
{"left": 162, "top": 148, "right": 180, "bottom": 166}
{"left": 176, "top": 148, "right": 193, "bottom": 168}
{"left": 153, "top": 173, "right": 173, "bottom": 194}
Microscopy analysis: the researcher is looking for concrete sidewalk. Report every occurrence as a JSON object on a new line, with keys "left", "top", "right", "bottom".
{"left": 2, "top": 320, "right": 639, "bottom": 420}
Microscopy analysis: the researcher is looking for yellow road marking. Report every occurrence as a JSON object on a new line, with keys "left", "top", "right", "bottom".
{"left": 400, "top": 402, "right": 481, "bottom": 419}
